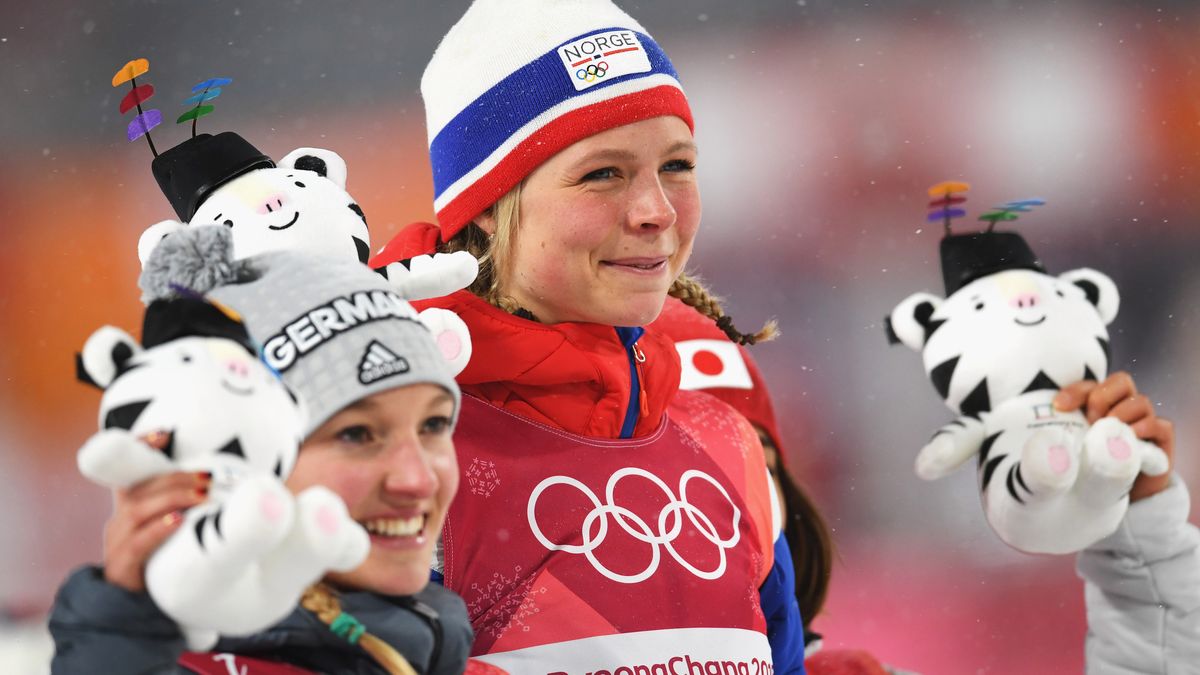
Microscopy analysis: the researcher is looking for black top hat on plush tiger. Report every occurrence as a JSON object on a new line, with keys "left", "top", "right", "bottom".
{"left": 112, "top": 58, "right": 271, "bottom": 221}
{"left": 940, "top": 231, "right": 1044, "bottom": 296}
{"left": 151, "top": 132, "right": 273, "bottom": 221}
{"left": 885, "top": 181, "right": 1047, "bottom": 345}
{"left": 926, "top": 180, "right": 1046, "bottom": 295}
{"left": 76, "top": 292, "right": 256, "bottom": 389}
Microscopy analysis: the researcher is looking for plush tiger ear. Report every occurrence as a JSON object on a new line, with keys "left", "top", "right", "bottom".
{"left": 1059, "top": 267, "right": 1119, "bottom": 325}
{"left": 278, "top": 147, "right": 348, "bottom": 189}
{"left": 79, "top": 326, "right": 143, "bottom": 388}
{"left": 137, "top": 220, "right": 186, "bottom": 268}
{"left": 888, "top": 292, "right": 944, "bottom": 352}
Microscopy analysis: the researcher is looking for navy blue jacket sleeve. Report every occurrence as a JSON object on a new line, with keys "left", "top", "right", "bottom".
{"left": 49, "top": 565, "right": 187, "bottom": 675}
{"left": 759, "top": 534, "right": 807, "bottom": 674}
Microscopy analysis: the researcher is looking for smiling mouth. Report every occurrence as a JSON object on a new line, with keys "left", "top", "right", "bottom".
{"left": 1014, "top": 316, "right": 1046, "bottom": 327}
{"left": 268, "top": 211, "right": 301, "bottom": 231}
{"left": 601, "top": 259, "right": 667, "bottom": 272}
{"left": 220, "top": 379, "right": 254, "bottom": 396}
{"left": 362, "top": 514, "right": 427, "bottom": 539}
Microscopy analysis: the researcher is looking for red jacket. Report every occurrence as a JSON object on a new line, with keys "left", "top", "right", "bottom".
{"left": 415, "top": 290, "right": 682, "bottom": 438}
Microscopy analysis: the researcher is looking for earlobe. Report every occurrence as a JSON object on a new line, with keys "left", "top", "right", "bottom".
{"left": 472, "top": 210, "right": 497, "bottom": 237}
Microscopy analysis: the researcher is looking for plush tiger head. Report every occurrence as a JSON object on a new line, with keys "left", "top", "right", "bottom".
{"left": 138, "top": 147, "right": 371, "bottom": 267}
{"left": 888, "top": 266, "right": 1118, "bottom": 416}
{"left": 78, "top": 323, "right": 305, "bottom": 486}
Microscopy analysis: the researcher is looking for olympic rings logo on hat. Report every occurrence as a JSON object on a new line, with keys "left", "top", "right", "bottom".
{"left": 526, "top": 467, "right": 741, "bottom": 584}
{"left": 575, "top": 61, "right": 610, "bottom": 82}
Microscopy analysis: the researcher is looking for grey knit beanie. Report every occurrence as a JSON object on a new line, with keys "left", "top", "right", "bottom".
{"left": 140, "top": 226, "right": 461, "bottom": 436}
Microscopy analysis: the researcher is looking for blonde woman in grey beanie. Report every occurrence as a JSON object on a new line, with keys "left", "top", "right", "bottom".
{"left": 50, "top": 232, "right": 483, "bottom": 675}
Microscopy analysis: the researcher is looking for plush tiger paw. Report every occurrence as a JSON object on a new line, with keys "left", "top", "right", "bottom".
{"left": 417, "top": 307, "right": 473, "bottom": 376}
{"left": 77, "top": 428, "right": 177, "bottom": 489}
{"left": 1018, "top": 426, "right": 1080, "bottom": 500}
{"left": 213, "top": 475, "right": 296, "bottom": 557}
{"left": 1076, "top": 417, "right": 1155, "bottom": 507}
{"left": 915, "top": 418, "right": 985, "bottom": 480}
{"left": 290, "top": 485, "right": 370, "bottom": 573}
{"left": 384, "top": 251, "right": 479, "bottom": 301}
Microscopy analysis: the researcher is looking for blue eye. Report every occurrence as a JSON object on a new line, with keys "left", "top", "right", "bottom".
{"left": 662, "top": 159, "right": 695, "bottom": 173}
{"left": 421, "top": 415, "right": 452, "bottom": 435}
{"left": 581, "top": 167, "right": 617, "bottom": 181}
{"left": 336, "top": 425, "right": 374, "bottom": 444}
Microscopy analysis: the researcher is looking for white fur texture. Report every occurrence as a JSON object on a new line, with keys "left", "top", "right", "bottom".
{"left": 417, "top": 307, "right": 473, "bottom": 376}
{"left": 76, "top": 330, "right": 368, "bottom": 648}
{"left": 386, "top": 251, "right": 480, "bottom": 301}
{"left": 138, "top": 147, "right": 371, "bottom": 268}
{"left": 891, "top": 266, "right": 1167, "bottom": 554}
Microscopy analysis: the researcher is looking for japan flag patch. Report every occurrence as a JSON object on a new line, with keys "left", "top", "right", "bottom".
{"left": 675, "top": 339, "right": 753, "bottom": 391}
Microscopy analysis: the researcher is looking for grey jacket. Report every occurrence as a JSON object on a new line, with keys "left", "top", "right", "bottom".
{"left": 49, "top": 566, "right": 473, "bottom": 675}
{"left": 1079, "top": 476, "right": 1200, "bottom": 674}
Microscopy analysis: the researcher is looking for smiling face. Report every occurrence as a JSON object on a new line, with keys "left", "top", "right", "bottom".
{"left": 189, "top": 161, "right": 371, "bottom": 264}
{"left": 91, "top": 334, "right": 304, "bottom": 481}
{"left": 919, "top": 268, "right": 1114, "bottom": 414}
{"left": 287, "top": 383, "right": 458, "bottom": 596}
{"left": 478, "top": 116, "right": 700, "bottom": 326}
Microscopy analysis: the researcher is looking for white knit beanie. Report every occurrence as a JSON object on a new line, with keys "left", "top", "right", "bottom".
{"left": 422, "top": 0, "right": 693, "bottom": 243}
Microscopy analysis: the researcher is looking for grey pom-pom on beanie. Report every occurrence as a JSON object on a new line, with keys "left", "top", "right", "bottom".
{"left": 138, "top": 225, "right": 256, "bottom": 304}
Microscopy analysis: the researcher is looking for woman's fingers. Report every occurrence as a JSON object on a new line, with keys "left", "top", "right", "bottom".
{"left": 103, "top": 510, "right": 186, "bottom": 592}
{"left": 1053, "top": 379, "right": 1097, "bottom": 413}
{"left": 1106, "top": 394, "right": 1155, "bottom": 428}
{"left": 123, "top": 470, "right": 209, "bottom": 504}
{"left": 102, "top": 471, "right": 210, "bottom": 593}
{"left": 1135, "top": 416, "right": 1175, "bottom": 458}
{"left": 1055, "top": 373, "right": 1176, "bottom": 502}
{"left": 121, "top": 474, "right": 209, "bottom": 530}
{"left": 1084, "top": 371, "right": 1137, "bottom": 424}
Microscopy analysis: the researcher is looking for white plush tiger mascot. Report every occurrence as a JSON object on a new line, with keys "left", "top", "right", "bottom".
{"left": 887, "top": 228, "right": 1169, "bottom": 554}
{"left": 138, "top": 131, "right": 477, "bottom": 302}
{"left": 75, "top": 298, "right": 369, "bottom": 650}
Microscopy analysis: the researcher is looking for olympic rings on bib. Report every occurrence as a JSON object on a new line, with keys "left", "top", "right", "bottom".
{"left": 527, "top": 467, "right": 741, "bottom": 584}
{"left": 575, "top": 61, "right": 610, "bottom": 82}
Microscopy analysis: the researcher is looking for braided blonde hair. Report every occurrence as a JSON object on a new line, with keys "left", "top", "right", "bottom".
{"left": 443, "top": 183, "right": 776, "bottom": 343}
{"left": 300, "top": 583, "right": 418, "bottom": 675}
{"left": 668, "top": 275, "right": 777, "bottom": 345}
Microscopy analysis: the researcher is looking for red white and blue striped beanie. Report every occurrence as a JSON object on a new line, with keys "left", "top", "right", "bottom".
{"left": 422, "top": 0, "right": 694, "bottom": 244}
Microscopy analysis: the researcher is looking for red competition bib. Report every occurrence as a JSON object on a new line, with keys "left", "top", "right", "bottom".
{"left": 444, "top": 392, "right": 777, "bottom": 674}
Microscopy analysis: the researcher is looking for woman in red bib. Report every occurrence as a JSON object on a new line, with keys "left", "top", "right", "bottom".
{"left": 370, "top": 0, "right": 807, "bottom": 671}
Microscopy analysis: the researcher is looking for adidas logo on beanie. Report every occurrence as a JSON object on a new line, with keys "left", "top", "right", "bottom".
{"left": 207, "top": 251, "right": 461, "bottom": 435}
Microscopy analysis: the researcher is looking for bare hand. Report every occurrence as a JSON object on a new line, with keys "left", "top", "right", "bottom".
{"left": 1054, "top": 371, "right": 1175, "bottom": 502}
{"left": 102, "top": 432, "right": 210, "bottom": 592}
